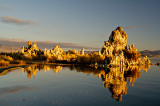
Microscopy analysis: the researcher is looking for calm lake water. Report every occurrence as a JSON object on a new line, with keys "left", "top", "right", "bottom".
{"left": 0, "top": 58, "right": 160, "bottom": 106}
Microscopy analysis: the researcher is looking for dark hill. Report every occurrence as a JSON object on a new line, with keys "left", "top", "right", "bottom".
{"left": 140, "top": 50, "right": 160, "bottom": 57}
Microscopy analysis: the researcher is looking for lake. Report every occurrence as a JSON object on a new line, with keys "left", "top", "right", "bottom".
{"left": 0, "top": 58, "right": 160, "bottom": 106}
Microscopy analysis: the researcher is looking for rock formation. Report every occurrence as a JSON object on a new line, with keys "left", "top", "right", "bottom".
{"left": 155, "top": 63, "right": 160, "bottom": 66}
{"left": 27, "top": 41, "right": 32, "bottom": 49}
{"left": 21, "top": 41, "right": 40, "bottom": 59}
{"left": 101, "top": 27, "right": 150, "bottom": 67}
{"left": 20, "top": 27, "right": 150, "bottom": 66}
{"left": 52, "top": 45, "right": 63, "bottom": 55}
{"left": 101, "top": 27, "right": 127, "bottom": 56}
{"left": 44, "top": 45, "right": 63, "bottom": 60}
{"left": 81, "top": 48, "right": 84, "bottom": 55}
{"left": 67, "top": 49, "right": 80, "bottom": 55}
{"left": 31, "top": 42, "right": 39, "bottom": 51}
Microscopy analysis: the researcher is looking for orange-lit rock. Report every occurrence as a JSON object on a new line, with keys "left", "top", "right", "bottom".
{"left": 101, "top": 27, "right": 151, "bottom": 67}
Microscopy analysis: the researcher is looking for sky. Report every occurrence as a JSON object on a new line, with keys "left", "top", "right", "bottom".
{"left": 0, "top": 0, "right": 160, "bottom": 51}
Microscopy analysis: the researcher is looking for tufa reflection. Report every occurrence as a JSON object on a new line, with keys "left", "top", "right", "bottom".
{"left": 1, "top": 64, "right": 150, "bottom": 102}
{"left": 101, "top": 65, "right": 150, "bottom": 102}
{"left": 65, "top": 65, "right": 150, "bottom": 102}
{"left": 21, "top": 65, "right": 63, "bottom": 79}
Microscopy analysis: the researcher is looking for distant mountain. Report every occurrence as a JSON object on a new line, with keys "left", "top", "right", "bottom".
{"left": 0, "top": 45, "right": 21, "bottom": 52}
{"left": 0, "top": 38, "right": 99, "bottom": 51}
{"left": 140, "top": 50, "right": 160, "bottom": 57}
{"left": 0, "top": 38, "right": 99, "bottom": 52}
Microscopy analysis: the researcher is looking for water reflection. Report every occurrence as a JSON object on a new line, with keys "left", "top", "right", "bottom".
{"left": 21, "top": 65, "right": 63, "bottom": 78}
{"left": 0, "top": 64, "right": 150, "bottom": 102}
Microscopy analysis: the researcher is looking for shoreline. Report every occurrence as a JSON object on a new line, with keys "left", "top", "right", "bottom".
{"left": 0, "top": 60, "right": 158, "bottom": 71}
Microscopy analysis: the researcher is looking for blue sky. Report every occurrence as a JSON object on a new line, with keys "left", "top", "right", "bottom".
{"left": 0, "top": 0, "right": 160, "bottom": 50}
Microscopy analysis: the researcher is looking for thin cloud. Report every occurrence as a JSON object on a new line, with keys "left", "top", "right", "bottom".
{"left": 0, "top": 16, "right": 36, "bottom": 25}
{"left": 0, "top": 38, "right": 26, "bottom": 42}
{"left": 125, "top": 25, "right": 137, "bottom": 29}
{"left": 0, "top": 5, "right": 11, "bottom": 11}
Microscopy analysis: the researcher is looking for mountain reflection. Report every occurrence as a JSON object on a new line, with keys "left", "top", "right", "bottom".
{"left": 1, "top": 64, "right": 150, "bottom": 102}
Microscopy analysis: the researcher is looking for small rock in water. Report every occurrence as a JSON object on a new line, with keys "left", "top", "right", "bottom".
{"left": 156, "top": 63, "right": 160, "bottom": 66}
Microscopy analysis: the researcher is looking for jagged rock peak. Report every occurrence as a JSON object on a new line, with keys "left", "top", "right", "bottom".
{"left": 27, "top": 41, "right": 32, "bottom": 49}
{"left": 81, "top": 48, "right": 84, "bottom": 55}
{"left": 53, "top": 45, "right": 63, "bottom": 55}
{"left": 101, "top": 26, "right": 128, "bottom": 56}
{"left": 101, "top": 26, "right": 151, "bottom": 66}
{"left": 28, "top": 41, "right": 32, "bottom": 46}
{"left": 31, "top": 42, "right": 39, "bottom": 50}
{"left": 108, "top": 26, "right": 127, "bottom": 47}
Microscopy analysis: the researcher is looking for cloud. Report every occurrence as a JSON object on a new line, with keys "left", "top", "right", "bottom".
{"left": 0, "top": 5, "right": 11, "bottom": 11}
{"left": 125, "top": 25, "right": 137, "bottom": 29}
{"left": 0, "top": 38, "right": 99, "bottom": 51}
{"left": 0, "top": 16, "right": 36, "bottom": 25}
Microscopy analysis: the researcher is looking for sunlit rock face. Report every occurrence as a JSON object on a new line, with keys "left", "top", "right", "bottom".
{"left": 44, "top": 45, "right": 63, "bottom": 60}
{"left": 31, "top": 42, "right": 39, "bottom": 51}
{"left": 81, "top": 48, "right": 85, "bottom": 56}
{"left": 140, "top": 56, "right": 151, "bottom": 65}
{"left": 52, "top": 45, "right": 63, "bottom": 56}
{"left": 27, "top": 41, "right": 32, "bottom": 49}
{"left": 108, "top": 27, "right": 127, "bottom": 52}
{"left": 22, "top": 41, "right": 41, "bottom": 59}
{"left": 101, "top": 27, "right": 150, "bottom": 67}
{"left": 101, "top": 27, "right": 127, "bottom": 56}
